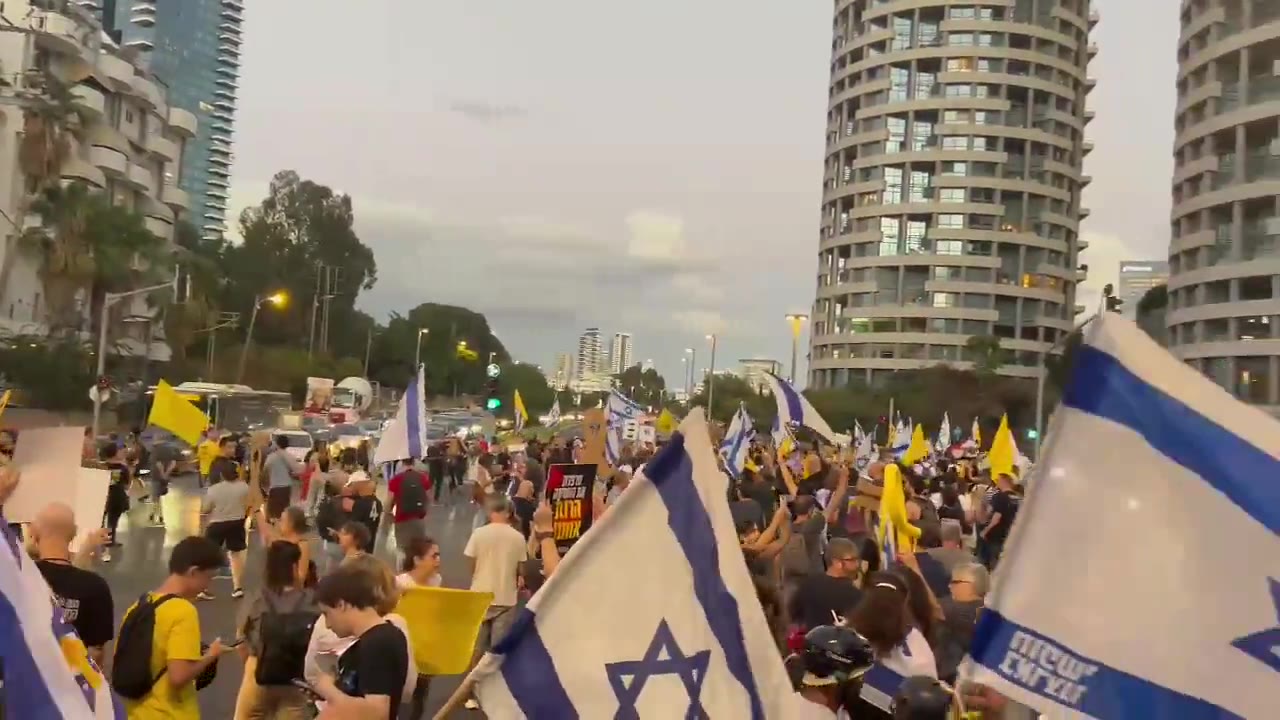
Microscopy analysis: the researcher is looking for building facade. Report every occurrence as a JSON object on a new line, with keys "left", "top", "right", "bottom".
{"left": 609, "top": 332, "right": 633, "bottom": 374}
{"left": 1117, "top": 260, "right": 1169, "bottom": 318}
{"left": 0, "top": 0, "right": 195, "bottom": 359}
{"left": 808, "top": 0, "right": 1097, "bottom": 389}
{"left": 1168, "top": 0, "right": 1280, "bottom": 409}
{"left": 576, "top": 328, "right": 602, "bottom": 380}
{"left": 739, "top": 358, "right": 783, "bottom": 394}
{"left": 550, "top": 352, "right": 573, "bottom": 390}
{"left": 99, "top": 0, "right": 241, "bottom": 238}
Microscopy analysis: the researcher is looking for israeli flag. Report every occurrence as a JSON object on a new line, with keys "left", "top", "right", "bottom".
{"left": 605, "top": 389, "right": 644, "bottom": 465}
{"left": 854, "top": 422, "right": 875, "bottom": 471}
{"left": 0, "top": 523, "right": 125, "bottom": 719}
{"left": 547, "top": 397, "right": 562, "bottom": 426}
{"left": 719, "top": 404, "right": 754, "bottom": 477}
{"left": 935, "top": 412, "right": 951, "bottom": 453}
{"left": 964, "top": 314, "right": 1280, "bottom": 719}
{"left": 472, "top": 410, "right": 797, "bottom": 718}
{"left": 373, "top": 364, "right": 427, "bottom": 464}
{"left": 762, "top": 372, "right": 835, "bottom": 444}
{"left": 890, "top": 420, "right": 910, "bottom": 454}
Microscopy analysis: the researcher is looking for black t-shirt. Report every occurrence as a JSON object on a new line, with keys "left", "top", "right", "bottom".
{"left": 985, "top": 490, "right": 1020, "bottom": 544}
{"left": 730, "top": 498, "right": 765, "bottom": 531}
{"left": 795, "top": 474, "right": 824, "bottom": 499}
{"left": 105, "top": 461, "right": 132, "bottom": 489}
{"left": 347, "top": 495, "right": 383, "bottom": 552}
{"left": 38, "top": 560, "right": 114, "bottom": 648}
{"left": 336, "top": 621, "right": 408, "bottom": 719}
{"left": 790, "top": 573, "right": 863, "bottom": 631}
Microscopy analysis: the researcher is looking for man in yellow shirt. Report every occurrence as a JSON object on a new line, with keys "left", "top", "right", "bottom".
{"left": 196, "top": 430, "right": 220, "bottom": 488}
{"left": 117, "top": 536, "right": 227, "bottom": 719}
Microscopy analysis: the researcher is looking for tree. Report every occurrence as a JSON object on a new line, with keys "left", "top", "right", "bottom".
{"left": 365, "top": 303, "right": 509, "bottom": 395}
{"left": 225, "top": 171, "right": 378, "bottom": 351}
{"left": 613, "top": 365, "right": 667, "bottom": 407}
{"left": 964, "top": 335, "right": 1006, "bottom": 377}
{"left": 498, "top": 362, "right": 554, "bottom": 419}
{"left": 0, "top": 333, "right": 95, "bottom": 411}
{"left": 1136, "top": 284, "right": 1169, "bottom": 346}
{"left": 690, "top": 375, "right": 775, "bottom": 428}
{"left": 18, "top": 183, "right": 169, "bottom": 334}
{"left": 0, "top": 71, "right": 82, "bottom": 306}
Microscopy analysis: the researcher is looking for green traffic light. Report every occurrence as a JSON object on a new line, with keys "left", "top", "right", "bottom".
{"left": 1026, "top": 429, "right": 1039, "bottom": 439}
{"left": 486, "top": 398, "right": 502, "bottom": 410}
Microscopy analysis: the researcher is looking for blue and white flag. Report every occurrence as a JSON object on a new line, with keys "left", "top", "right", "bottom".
{"left": 373, "top": 364, "right": 427, "bottom": 464}
{"left": 719, "top": 404, "right": 755, "bottom": 477}
{"left": 762, "top": 372, "right": 835, "bottom": 444}
{"left": 547, "top": 397, "right": 562, "bottom": 426}
{"left": 604, "top": 389, "right": 644, "bottom": 466}
{"left": 964, "top": 314, "right": 1280, "bottom": 719}
{"left": 0, "top": 522, "right": 124, "bottom": 719}
{"left": 472, "top": 409, "right": 798, "bottom": 718}
{"left": 935, "top": 412, "right": 951, "bottom": 453}
{"left": 890, "top": 419, "right": 910, "bottom": 454}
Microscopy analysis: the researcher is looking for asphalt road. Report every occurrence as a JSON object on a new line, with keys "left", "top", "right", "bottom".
{"left": 96, "top": 472, "right": 482, "bottom": 719}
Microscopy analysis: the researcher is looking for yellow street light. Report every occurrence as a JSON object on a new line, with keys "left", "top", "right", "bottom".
{"left": 265, "top": 291, "right": 288, "bottom": 308}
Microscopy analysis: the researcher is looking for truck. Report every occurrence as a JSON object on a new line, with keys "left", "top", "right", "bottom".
{"left": 329, "top": 376, "right": 374, "bottom": 424}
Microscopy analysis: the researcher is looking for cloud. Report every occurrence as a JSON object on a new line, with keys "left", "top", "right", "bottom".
{"left": 447, "top": 101, "right": 527, "bottom": 123}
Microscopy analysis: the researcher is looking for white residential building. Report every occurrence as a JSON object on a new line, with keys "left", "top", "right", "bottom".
{"left": 0, "top": 1, "right": 195, "bottom": 361}
{"left": 739, "top": 358, "right": 782, "bottom": 394}
{"left": 576, "top": 327, "right": 602, "bottom": 380}
{"left": 549, "top": 352, "right": 573, "bottom": 390}
{"left": 609, "top": 332, "right": 633, "bottom": 374}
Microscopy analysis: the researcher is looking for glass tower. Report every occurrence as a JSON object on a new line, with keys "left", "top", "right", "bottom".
{"left": 103, "top": 0, "right": 241, "bottom": 238}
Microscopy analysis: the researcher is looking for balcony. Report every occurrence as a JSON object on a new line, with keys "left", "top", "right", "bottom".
{"left": 97, "top": 53, "right": 135, "bottom": 89}
{"left": 29, "top": 10, "right": 83, "bottom": 56}
{"left": 146, "top": 133, "right": 178, "bottom": 162}
{"left": 60, "top": 155, "right": 105, "bottom": 188}
{"left": 1082, "top": 141, "right": 1094, "bottom": 154}
{"left": 144, "top": 216, "right": 173, "bottom": 241}
{"left": 126, "top": 162, "right": 155, "bottom": 194}
{"left": 168, "top": 107, "right": 197, "bottom": 138}
{"left": 1087, "top": 43, "right": 1098, "bottom": 57}
{"left": 162, "top": 183, "right": 190, "bottom": 212}
{"left": 131, "top": 74, "right": 163, "bottom": 108}
{"left": 71, "top": 83, "right": 105, "bottom": 117}
{"left": 86, "top": 124, "right": 129, "bottom": 154}
{"left": 89, "top": 145, "right": 127, "bottom": 177}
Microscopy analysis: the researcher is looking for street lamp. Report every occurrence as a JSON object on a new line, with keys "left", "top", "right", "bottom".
{"left": 236, "top": 291, "right": 288, "bottom": 384}
{"left": 91, "top": 281, "right": 176, "bottom": 439}
{"left": 705, "top": 334, "right": 718, "bottom": 417}
{"left": 785, "top": 314, "right": 809, "bottom": 384}
{"left": 414, "top": 327, "right": 429, "bottom": 367}
{"left": 680, "top": 356, "right": 689, "bottom": 403}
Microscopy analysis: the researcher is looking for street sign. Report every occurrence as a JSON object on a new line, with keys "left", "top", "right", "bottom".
{"left": 486, "top": 363, "right": 501, "bottom": 378}
{"left": 622, "top": 419, "right": 640, "bottom": 441}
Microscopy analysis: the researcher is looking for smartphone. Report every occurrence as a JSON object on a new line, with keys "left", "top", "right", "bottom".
{"left": 224, "top": 638, "right": 245, "bottom": 649}
{"left": 291, "top": 679, "right": 323, "bottom": 700}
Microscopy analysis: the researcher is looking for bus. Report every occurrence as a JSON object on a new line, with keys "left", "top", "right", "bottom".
{"left": 143, "top": 382, "right": 294, "bottom": 432}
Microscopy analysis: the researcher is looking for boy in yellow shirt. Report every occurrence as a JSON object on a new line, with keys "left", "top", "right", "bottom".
{"left": 116, "top": 537, "right": 227, "bottom": 719}
{"left": 196, "top": 430, "right": 220, "bottom": 488}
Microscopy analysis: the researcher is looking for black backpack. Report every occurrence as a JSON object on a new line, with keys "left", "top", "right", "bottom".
{"left": 112, "top": 594, "right": 176, "bottom": 700}
{"left": 398, "top": 470, "right": 428, "bottom": 516}
{"left": 254, "top": 591, "right": 319, "bottom": 686}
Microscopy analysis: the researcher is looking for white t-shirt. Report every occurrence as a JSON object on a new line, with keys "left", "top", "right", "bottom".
{"left": 464, "top": 522, "right": 528, "bottom": 607}
{"left": 395, "top": 572, "right": 442, "bottom": 590}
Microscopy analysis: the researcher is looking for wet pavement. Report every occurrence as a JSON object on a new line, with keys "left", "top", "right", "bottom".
{"left": 95, "top": 473, "right": 483, "bottom": 719}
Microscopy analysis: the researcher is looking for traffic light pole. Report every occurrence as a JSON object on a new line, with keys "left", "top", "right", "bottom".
{"left": 90, "top": 282, "right": 176, "bottom": 441}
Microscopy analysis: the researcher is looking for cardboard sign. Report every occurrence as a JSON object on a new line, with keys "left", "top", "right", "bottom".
{"left": 543, "top": 463, "right": 598, "bottom": 554}
{"left": 6, "top": 426, "right": 85, "bottom": 523}
{"left": 638, "top": 425, "right": 657, "bottom": 445}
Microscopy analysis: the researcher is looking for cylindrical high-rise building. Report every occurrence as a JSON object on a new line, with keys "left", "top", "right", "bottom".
{"left": 808, "top": 0, "right": 1096, "bottom": 390}
{"left": 1168, "top": 1, "right": 1280, "bottom": 409}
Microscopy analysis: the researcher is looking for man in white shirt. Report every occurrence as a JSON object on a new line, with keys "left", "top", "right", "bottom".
{"left": 463, "top": 495, "right": 527, "bottom": 710}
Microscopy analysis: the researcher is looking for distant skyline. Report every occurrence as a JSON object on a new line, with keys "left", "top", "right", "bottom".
{"left": 227, "top": 0, "right": 1173, "bottom": 386}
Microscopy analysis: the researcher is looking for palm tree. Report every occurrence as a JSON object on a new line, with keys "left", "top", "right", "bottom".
{"left": 0, "top": 70, "right": 82, "bottom": 311}
{"left": 18, "top": 183, "right": 170, "bottom": 335}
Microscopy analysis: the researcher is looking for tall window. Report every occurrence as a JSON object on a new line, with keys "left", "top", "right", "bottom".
{"left": 887, "top": 117, "right": 906, "bottom": 153}
{"left": 911, "top": 121, "right": 934, "bottom": 151}
{"left": 890, "top": 67, "right": 910, "bottom": 102}
{"left": 880, "top": 218, "right": 902, "bottom": 256}
{"left": 884, "top": 167, "right": 904, "bottom": 204}
{"left": 892, "top": 16, "right": 913, "bottom": 51}
{"left": 915, "top": 71, "right": 936, "bottom": 99}
{"left": 905, "top": 220, "right": 927, "bottom": 253}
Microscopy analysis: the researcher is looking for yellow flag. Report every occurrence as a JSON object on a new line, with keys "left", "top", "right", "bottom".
{"left": 878, "top": 463, "right": 922, "bottom": 560}
{"left": 147, "top": 379, "right": 210, "bottom": 446}
{"left": 655, "top": 408, "right": 678, "bottom": 435}
{"left": 902, "top": 424, "right": 930, "bottom": 465}
{"left": 0, "top": 389, "right": 10, "bottom": 421}
{"left": 513, "top": 389, "right": 528, "bottom": 422}
{"left": 972, "top": 416, "right": 981, "bottom": 446}
{"left": 394, "top": 587, "right": 494, "bottom": 674}
{"left": 987, "top": 413, "right": 1016, "bottom": 478}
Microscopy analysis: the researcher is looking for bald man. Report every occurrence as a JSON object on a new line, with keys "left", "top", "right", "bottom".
{"left": 32, "top": 503, "right": 115, "bottom": 665}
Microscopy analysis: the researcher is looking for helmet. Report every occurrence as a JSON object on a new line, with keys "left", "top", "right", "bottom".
{"left": 799, "top": 625, "right": 875, "bottom": 686}
{"left": 891, "top": 676, "right": 953, "bottom": 720}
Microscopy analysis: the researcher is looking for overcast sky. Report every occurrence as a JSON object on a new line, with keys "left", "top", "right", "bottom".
{"left": 228, "top": 0, "right": 1175, "bottom": 385}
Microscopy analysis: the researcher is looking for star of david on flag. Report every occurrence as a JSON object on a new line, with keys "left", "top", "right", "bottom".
{"left": 469, "top": 409, "right": 797, "bottom": 718}
{"left": 963, "top": 314, "right": 1280, "bottom": 719}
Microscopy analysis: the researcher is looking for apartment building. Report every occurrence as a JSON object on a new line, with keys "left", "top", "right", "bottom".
{"left": 1168, "top": 0, "right": 1280, "bottom": 410}
{"left": 809, "top": 0, "right": 1098, "bottom": 389}
{"left": 0, "top": 1, "right": 195, "bottom": 358}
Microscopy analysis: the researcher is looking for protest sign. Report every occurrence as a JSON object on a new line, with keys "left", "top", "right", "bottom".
{"left": 6, "top": 426, "right": 85, "bottom": 523}
{"left": 543, "top": 462, "right": 598, "bottom": 554}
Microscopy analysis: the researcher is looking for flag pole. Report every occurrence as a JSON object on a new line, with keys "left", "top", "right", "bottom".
{"left": 432, "top": 659, "right": 489, "bottom": 720}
